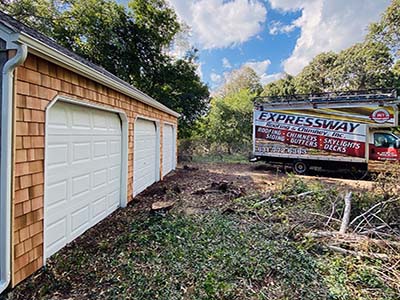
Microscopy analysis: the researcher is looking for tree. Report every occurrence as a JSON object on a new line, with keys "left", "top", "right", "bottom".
{"left": 368, "top": 0, "right": 400, "bottom": 59}
{"left": 262, "top": 74, "right": 296, "bottom": 97}
{"left": 217, "top": 66, "right": 262, "bottom": 97}
{"left": 332, "top": 42, "right": 395, "bottom": 90}
{"left": 193, "top": 66, "right": 262, "bottom": 153}
{"left": 1, "top": 0, "right": 209, "bottom": 136}
{"left": 294, "top": 52, "right": 337, "bottom": 94}
{"left": 0, "top": 0, "right": 61, "bottom": 36}
{"left": 146, "top": 55, "right": 210, "bottom": 138}
{"left": 205, "top": 89, "right": 254, "bottom": 154}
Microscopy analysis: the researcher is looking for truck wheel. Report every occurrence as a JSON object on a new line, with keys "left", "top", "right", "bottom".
{"left": 293, "top": 161, "right": 308, "bottom": 175}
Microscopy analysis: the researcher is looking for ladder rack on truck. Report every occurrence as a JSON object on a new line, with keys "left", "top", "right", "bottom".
{"left": 252, "top": 89, "right": 400, "bottom": 175}
{"left": 254, "top": 89, "right": 398, "bottom": 106}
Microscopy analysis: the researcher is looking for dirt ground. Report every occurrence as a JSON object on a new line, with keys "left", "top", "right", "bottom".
{"left": 132, "top": 162, "right": 374, "bottom": 220}
{"left": 1, "top": 162, "right": 377, "bottom": 300}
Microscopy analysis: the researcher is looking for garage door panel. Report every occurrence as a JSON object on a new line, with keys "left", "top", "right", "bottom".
{"left": 45, "top": 101, "right": 122, "bottom": 259}
{"left": 93, "top": 169, "right": 107, "bottom": 188}
{"left": 72, "top": 142, "right": 91, "bottom": 163}
{"left": 46, "top": 217, "right": 67, "bottom": 256}
{"left": 46, "top": 180, "right": 68, "bottom": 207}
{"left": 71, "top": 173, "right": 90, "bottom": 197}
{"left": 92, "top": 196, "right": 107, "bottom": 221}
{"left": 162, "top": 124, "right": 175, "bottom": 176}
{"left": 48, "top": 104, "right": 68, "bottom": 129}
{"left": 93, "top": 112, "right": 108, "bottom": 130}
{"left": 109, "top": 165, "right": 120, "bottom": 182}
{"left": 47, "top": 200, "right": 68, "bottom": 224}
{"left": 47, "top": 143, "right": 68, "bottom": 168}
{"left": 70, "top": 205, "right": 90, "bottom": 235}
{"left": 108, "top": 191, "right": 120, "bottom": 209}
{"left": 93, "top": 141, "right": 107, "bottom": 158}
{"left": 71, "top": 107, "right": 90, "bottom": 127}
{"left": 110, "top": 140, "right": 121, "bottom": 155}
{"left": 134, "top": 118, "right": 158, "bottom": 196}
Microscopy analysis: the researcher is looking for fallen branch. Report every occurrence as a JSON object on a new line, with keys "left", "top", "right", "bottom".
{"left": 309, "top": 212, "right": 341, "bottom": 223}
{"left": 326, "top": 245, "right": 390, "bottom": 260}
{"left": 288, "top": 191, "right": 313, "bottom": 199}
{"left": 254, "top": 197, "right": 276, "bottom": 206}
{"left": 305, "top": 230, "right": 400, "bottom": 248}
{"left": 350, "top": 197, "right": 399, "bottom": 226}
{"left": 325, "top": 201, "right": 337, "bottom": 227}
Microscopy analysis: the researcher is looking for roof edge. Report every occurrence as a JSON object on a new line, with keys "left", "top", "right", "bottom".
{"left": 15, "top": 33, "right": 180, "bottom": 118}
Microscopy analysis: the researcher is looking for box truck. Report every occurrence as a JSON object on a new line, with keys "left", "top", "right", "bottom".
{"left": 252, "top": 90, "right": 400, "bottom": 175}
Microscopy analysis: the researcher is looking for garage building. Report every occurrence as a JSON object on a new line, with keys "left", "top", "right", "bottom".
{"left": 0, "top": 12, "right": 178, "bottom": 292}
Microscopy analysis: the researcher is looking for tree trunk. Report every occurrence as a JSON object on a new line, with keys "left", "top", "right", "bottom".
{"left": 339, "top": 191, "right": 352, "bottom": 234}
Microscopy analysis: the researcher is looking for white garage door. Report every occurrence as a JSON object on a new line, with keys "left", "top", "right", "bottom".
{"left": 162, "top": 124, "right": 175, "bottom": 176}
{"left": 45, "top": 101, "right": 122, "bottom": 258}
{"left": 134, "top": 118, "right": 158, "bottom": 196}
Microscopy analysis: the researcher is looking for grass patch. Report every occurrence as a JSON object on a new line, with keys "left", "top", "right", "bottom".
{"left": 105, "top": 213, "right": 327, "bottom": 299}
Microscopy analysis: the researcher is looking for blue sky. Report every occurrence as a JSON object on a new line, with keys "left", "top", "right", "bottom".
{"left": 119, "top": 0, "right": 391, "bottom": 90}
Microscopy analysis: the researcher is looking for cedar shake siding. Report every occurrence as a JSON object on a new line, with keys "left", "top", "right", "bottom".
{"left": 12, "top": 53, "right": 177, "bottom": 285}
{"left": 0, "top": 11, "right": 178, "bottom": 289}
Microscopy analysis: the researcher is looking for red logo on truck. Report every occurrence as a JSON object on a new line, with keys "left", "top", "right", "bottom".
{"left": 370, "top": 109, "right": 391, "bottom": 124}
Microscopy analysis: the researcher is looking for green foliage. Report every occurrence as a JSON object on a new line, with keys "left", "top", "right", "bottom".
{"left": 186, "top": 66, "right": 262, "bottom": 153}
{"left": 109, "top": 213, "right": 327, "bottom": 299}
{"left": 368, "top": 0, "right": 400, "bottom": 59}
{"left": 265, "top": 42, "right": 397, "bottom": 96}
{"left": 0, "top": 0, "right": 61, "bottom": 36}
{"left": 319, "top": 255, "right": 399, "bottom": 300}
{"left": 263, "top": 74, "right": 296, "bottom": 97}
{"left": 219, "top": 66, "right": 262, "bottom": 97}
{"left": 274, "top": 174, "right": 310, "bottom": 197}
{"left": 145, "top": 56, "right": 210, "bottom": 138}
{"left": 0, "top": 0, "right": 209, "bottom": 135}
{"left": 332, "top": 42, "right": 396, "bottom": 90}
{"left": 294, "top": 52, "right": 338, "bottom": 94}
{"left": 199, "top": 88, "right": 254, "bottom": 154}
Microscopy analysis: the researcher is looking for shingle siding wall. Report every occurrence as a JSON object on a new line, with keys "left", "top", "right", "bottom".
{"left": 12, "top": 53, "right": 178, "bottom": 285}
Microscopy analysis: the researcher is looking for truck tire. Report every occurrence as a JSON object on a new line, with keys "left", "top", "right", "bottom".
{"left": 293, "top": 161, "right": 308, "bottom": 175}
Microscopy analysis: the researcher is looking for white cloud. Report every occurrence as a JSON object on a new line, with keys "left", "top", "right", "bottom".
{"left": 262, "top": 72, "right": 285, "bottom": 84}
{"left": 168, "top": 0, "right": 267, "bottom": 49}
{"left": 269, "top": 0, "right": 391, "bottom": 75}
{"left": 244, "top": 59, "right": 271, "bottom": 76}
{"left": 210, "top": 72, "right": 223, "bottom": 83}
{"left": 243, "top": 59, "right": 282, "bottom": 85}
{"left": 222, "top": 57, "right": 232, "bottom": 69}
{"left": 268, "top": 20, "right": 297, "bottom": 35}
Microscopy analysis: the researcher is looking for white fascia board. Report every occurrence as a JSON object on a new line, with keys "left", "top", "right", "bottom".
{"left": 17, "top": 33, "right": 180, "bottom": 118}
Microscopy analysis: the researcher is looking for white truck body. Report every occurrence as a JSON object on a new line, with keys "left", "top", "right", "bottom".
{"left": 252, "top": 91, "right": 400, "bottom": 172}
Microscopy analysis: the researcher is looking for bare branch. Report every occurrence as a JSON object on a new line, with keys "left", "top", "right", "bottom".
{"left": 350, "top": 197, "right": 399, "bottom": 226}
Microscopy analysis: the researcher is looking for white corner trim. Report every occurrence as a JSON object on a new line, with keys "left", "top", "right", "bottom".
{"left": 16, "top": 33, "right": 180, "bottom": 118}
{"left": 134, "top": 115, "right": 161, "bottom": 124}
{"left": 0, "top": 42, "right": 28, "bottom": 294}
{"left": 43, "top": 96, "right": 129, "bottom": 263}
